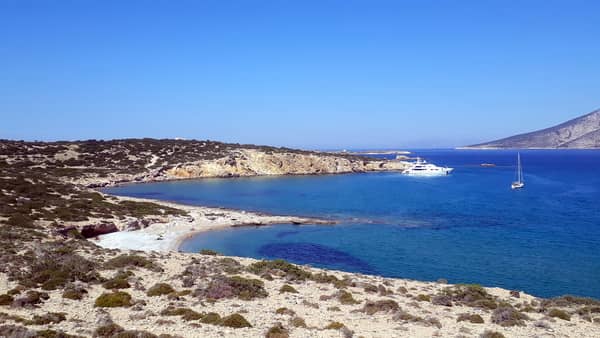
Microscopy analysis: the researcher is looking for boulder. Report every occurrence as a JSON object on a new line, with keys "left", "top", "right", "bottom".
{"left": 80, "top": 222, "right": 118, "bottom": 238}
{"left": 124, "top": 219, "right": 141, "bottom": 231}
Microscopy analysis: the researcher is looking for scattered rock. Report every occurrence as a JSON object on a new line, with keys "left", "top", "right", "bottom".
{"left": 81, "top": 222, "right": 118, "bottom": 238}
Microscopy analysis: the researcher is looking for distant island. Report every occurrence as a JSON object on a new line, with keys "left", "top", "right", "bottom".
{"left": 463, "top": 108, "right": 600, "bottom": 149}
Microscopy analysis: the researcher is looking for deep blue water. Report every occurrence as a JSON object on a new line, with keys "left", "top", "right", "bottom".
{"left": 105, "top": 150, "right": 600, "bottom": 299}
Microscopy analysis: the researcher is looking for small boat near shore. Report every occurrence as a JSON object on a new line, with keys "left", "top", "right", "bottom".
{"left": 403, "top": 157, "right": 453, "bottom": 176}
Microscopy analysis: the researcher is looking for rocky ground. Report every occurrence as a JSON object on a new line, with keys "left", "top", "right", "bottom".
{"left": 1, "top": 139, "right": 599, "bottom": 338}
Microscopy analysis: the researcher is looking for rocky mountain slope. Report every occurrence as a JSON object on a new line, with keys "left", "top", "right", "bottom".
{"left": 466, "top": 108, "right": 600, "bottom": 149}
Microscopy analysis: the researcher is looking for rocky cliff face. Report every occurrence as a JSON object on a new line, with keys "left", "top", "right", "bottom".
{"left": 166, "top": 149, "right": 407, "bottom": 179}
{"left": 466, "top": 108, "right": 600, "bottom": 149}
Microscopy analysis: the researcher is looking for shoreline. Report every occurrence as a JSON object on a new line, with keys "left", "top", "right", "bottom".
{"left": 92, "top": 194, "right": 336, "bottom": 252}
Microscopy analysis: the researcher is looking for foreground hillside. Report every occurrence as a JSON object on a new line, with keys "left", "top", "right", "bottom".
{"left": 466, "top": 108, "right": 600, "bottom": 149}
{"left": 0, "top": 139, "right": 599, "bottom": 337}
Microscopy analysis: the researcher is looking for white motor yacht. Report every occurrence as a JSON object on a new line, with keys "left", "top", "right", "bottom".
{"left": 403, "top": 157, "right": 454, "bottom": 176}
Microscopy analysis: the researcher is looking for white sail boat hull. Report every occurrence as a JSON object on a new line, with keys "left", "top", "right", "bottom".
{"left": 511, "top": 182, "right": 524, "bottom": 189}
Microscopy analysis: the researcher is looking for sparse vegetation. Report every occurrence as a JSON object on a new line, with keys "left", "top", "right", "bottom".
{"left": 548, "top": 308, "right": 571, "bottom": 321}
{"left": 289, "top": 316, "right": 307, "bottom": 328}
{"left": 416, "top": 294, "right": 431, "bottom": 302}
{"left": 457, "top": 313, "right": 484, "bottom": 323}
{"left": 104, "top": 254, "right": 162, "bottom": 272}
{"left": 28, "top": 312, "right": 66, "bottom": 325}
{"left": 12, "top": 290, "right": 49, "bottom": 308}
{"left": 491, "top": 307, "right": 529, "bottom": 326}
{"left": 436, "top": 284, "right": 498, "bottom": 309}
{"left": 197, "top": 275, "right": 268, "bottom": 300}
{"left": 248, "top": 259, "right": 312, "bottom": 281}
{"left": 362, "top": 300, "right": 400, "bottom": 315}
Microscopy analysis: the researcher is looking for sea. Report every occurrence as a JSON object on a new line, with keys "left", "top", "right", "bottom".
{"left": 104, "top": 149, "right": 600, "bottom": 299}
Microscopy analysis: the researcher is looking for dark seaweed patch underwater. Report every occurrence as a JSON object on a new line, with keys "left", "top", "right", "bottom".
{"left": 257, "top": 242, "right": 376, "bottom": 274}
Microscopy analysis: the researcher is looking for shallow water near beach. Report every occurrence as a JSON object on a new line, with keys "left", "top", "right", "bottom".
{"left": 105, "top": 150, "right": 600, "bottom": 299}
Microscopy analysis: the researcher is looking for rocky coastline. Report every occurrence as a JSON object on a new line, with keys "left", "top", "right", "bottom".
{"left": 1, "top": 139, "right": 599, "bottom": 338}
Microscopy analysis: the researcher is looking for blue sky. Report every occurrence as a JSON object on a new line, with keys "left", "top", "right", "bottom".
{"left": 1, "top": 0, "right": 599, "bottom": 149}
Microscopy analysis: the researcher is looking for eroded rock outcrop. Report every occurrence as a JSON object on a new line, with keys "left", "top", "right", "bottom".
{"left": 166, "top": 149, "right": 407, "bottom": 179}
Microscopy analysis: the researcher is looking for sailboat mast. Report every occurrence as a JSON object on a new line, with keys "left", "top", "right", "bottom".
{"left": 517, "top": 153, "right": 522, "bottom": 183}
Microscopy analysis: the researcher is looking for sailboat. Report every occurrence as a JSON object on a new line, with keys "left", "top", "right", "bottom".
{"left": 511, "top": 152, "right": 525, "bottom": 189}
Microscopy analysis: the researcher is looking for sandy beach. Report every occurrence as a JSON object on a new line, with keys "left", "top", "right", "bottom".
{"left": 93, "top": 195, "right": 335, "bottom": 252}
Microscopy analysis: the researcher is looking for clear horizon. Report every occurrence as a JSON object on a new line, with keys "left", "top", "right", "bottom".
{"left": 1, "top": 1, "right": 599, "bottom": 148}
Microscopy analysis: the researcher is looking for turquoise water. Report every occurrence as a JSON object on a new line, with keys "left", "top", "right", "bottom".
{"left": 105, "top": 150, "right": 600, "bottom": 299}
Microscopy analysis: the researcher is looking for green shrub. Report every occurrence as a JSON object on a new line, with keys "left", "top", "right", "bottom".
{"left": 160, "top": 307, "right": 203, "bottom": 321}
{"left": 289, "top": 316, "right": 307, "bottom": 328}
{"left": 35, "top": 329, "right": 80, "bottom": 338}
{"left": 103, "top": 278, "right": 131, "bottom": 290}
{"left": 94, "top": 323, "right": 124, "bottom": 337}
{"left": 220, "top": 313, "right": 252, "bottom": 328}
{"left": 199, "top": 249, "right": 219, "bottom": 256}
{"left": 200, "top": 312, "right": 222, "bottom": 325}
{"left": 94, "top": 291, "right": 132, "bottom": 308}
{"left": 6, "top": 214, "right": 35, "bottom": 228}
{"left": 265, "top": 323, "right": 289, "bottom": 338}
{"left": 62, "top": 286, "right": 87, "bottom": 300}
{"left": 280, "top": 284, "right": 298, "bottom": 294}
{"left": 337, "top": 290, "right": 359, "bottom": 305}
{"left": 147, "top": 283, "right": 175, "bottom": 297}
{"left": 275, "top": 307, "right": 295, "bottom": 316}
{"left": 491, "top": 307, "right": 528, "bottom": 326}
{"left": 480, "top": 330, "right": 505, "bottom": 338}
{"left": 548, "top": 308, "right": 570, "bottom": 321}
{"left": 324, "top": 321, "right": 345, "bottom": 330}
{"left": 417, "top": 294, "right": 431, "bottom": 302}
{"left": 0, "top": 294, "right": 14, "bottom": 305}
